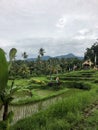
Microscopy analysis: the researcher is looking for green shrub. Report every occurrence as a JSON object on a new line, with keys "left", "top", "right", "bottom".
{"left": 94, "top": 80, "right": 98, "bottom": 83}
{"left": 62, "top": 81, "right": 91, "bottom": 90}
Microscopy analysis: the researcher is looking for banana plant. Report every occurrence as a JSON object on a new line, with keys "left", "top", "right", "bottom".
{"left": 0, "top": 48, "right": 32, "bottom": 130}
{"left": 0, "top": 48, "right": 17, "bottom": 130}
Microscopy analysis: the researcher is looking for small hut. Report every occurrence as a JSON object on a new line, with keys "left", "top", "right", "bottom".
{"left": 82, "top": 59, "right": 93, "bottom": 69}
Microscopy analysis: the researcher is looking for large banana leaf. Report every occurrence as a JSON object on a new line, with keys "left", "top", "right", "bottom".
{"left": 9, "top": 48, "right": 17, "bottom": 61}
{"left": 0, "top": 48, "right": 8, "bottom": 92}
{"left": 8, "top": 48, "right": 17, "bottom": 72}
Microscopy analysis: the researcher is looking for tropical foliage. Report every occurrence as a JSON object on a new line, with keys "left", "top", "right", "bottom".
{"left": 84, "top": 39, "right": 98, "bottom": 65}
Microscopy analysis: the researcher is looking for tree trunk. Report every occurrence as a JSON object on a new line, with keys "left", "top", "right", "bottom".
{"left": 3, "top": 102, "right": 8, "bottom": 121}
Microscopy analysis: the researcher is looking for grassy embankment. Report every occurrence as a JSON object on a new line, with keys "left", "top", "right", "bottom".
{"left": 9, "top": 69, "right": 94, "bottom": 105}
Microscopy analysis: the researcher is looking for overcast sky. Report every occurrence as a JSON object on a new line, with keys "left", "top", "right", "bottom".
{"left": 0, "top": 0, "right": 98, "bottom": 59}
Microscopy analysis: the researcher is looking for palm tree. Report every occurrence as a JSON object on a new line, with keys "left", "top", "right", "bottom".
{"left": 39, "top": 48, "right": 45, "bottom": 57}
{"left": 37, "top": 48, "right": 45, "bottom": 73}
{"left": 22, "top": 52, "right": 28, "bottom": 61}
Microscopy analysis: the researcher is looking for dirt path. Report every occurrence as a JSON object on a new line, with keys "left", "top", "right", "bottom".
{"left": 74, "top": 100, "right": 98, "bottom": 130}
{"left": 83, "top": 100, "right": 98, "bottom": 118}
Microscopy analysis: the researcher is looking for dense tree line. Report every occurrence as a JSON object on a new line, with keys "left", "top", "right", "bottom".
{"left": 9, "top": 57, "right": 82, "bottom": 79}
{"left": 84, "top": 39, "right": 98, "bottom": 65}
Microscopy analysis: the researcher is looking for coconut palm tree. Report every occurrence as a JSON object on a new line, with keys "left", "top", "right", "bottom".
{"left": 22, "top": 52, "right": 28, "bottom": 61}
{"left": 39, "top": 48, "right": 45, "bottom": 57}
{"left": 37, "top": 48, "right": 45, "bottom": 73}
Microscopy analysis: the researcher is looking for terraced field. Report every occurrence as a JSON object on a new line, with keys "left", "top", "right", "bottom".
{"left": 1, "top": 69, "right": 98, "bottom": 130}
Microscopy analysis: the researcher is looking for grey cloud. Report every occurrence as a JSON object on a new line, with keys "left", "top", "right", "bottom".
{"left": 0, "top": 0, "right": 98, "bottom": 58}
{"left": 10, "top": 38, "right": 95, "bottom": 58}
{"left": 0, "top": 37, "right": 96, "bottom": 60}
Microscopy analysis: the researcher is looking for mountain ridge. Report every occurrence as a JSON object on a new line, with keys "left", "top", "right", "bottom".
{"left": 27, "top": 53, "right": 83, "bottom": 61}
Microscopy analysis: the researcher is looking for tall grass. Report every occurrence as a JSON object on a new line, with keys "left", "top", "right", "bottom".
{"left": 11, "top": 84, "right": 98, "bottom": 130}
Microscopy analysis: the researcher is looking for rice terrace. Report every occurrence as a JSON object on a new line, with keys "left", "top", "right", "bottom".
{"left": 0, "top": 0, "right": 98, "bottom": 130}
